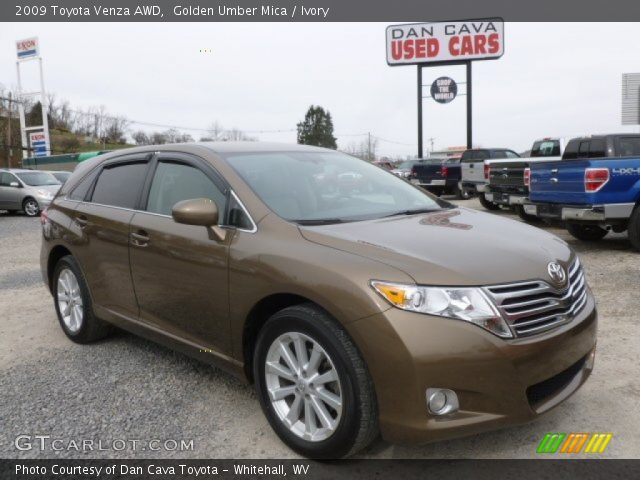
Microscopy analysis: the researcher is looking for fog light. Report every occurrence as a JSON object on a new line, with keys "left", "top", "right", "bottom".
{"left": 426, "top": 388, "right": 459, "bottom": 415}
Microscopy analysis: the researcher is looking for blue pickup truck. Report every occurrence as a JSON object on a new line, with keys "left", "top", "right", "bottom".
{"left": 409, "top": 156, "right": 468, "bottom": 199}
{"left": 523, "top": 134, "right": 640, "bottom": 250}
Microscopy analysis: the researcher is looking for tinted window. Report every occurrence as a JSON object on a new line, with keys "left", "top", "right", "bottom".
{"left": 146, "top": 162, "right": 226, "bottom": 217}
{"left": 589, "top": 139, "right": 607, "bottom": 158}
{"left": 0, "top": 172, "right": 18, "bottom": 186}
{"left": 505, "top": 150, "right": 520, "bottom": 158}
{"left": 228, "top": 194, "right": 253, "bottom": 230}
{"left": 474, "top": 150, "right": 490, "bottom": 161}
{"left": 562, "top": 140, "right": 580, "bottom": 160}
{"left": 460, "top": 151, "right": 474, "bottom": 162}
{"left": 530, "top": 140, "right": 561, "bottom": 157}
{"left": 617, "top": 137, "right": 640, "bottom": 157}
{"left": 69, "top": 168, "right": 100, "bottom": 201}
{"left": 91, "top": 162, "right": 148, "bottom": 209}
{"left": 578, "top": 141, "right": 590, "bottom": 157}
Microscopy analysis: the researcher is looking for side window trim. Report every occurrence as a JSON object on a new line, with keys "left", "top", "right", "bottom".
{"left": 227, "top": 190, "right": 258, "bottom": 233}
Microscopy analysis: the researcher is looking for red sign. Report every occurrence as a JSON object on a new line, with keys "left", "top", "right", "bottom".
{"left": 386, "top": 19, "right": 504, "bottom": 66}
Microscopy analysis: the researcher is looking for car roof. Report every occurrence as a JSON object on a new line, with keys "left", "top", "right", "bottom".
{"left": 197, "top": 141, "right": 332, "bottom": 154}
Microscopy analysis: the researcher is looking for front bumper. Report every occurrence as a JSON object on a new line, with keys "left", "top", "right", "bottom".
{"left": 412, "top": 179, "right": 446, "bottom": 187}
{"left": 346, "top": 295, "right": 597, "bottom": 444}
{"left": 523, "top": 202, "right": 634, "bottom": 221}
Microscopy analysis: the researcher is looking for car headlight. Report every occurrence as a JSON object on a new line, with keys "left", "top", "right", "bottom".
{"left": 370, "top": 281, "right": 512, "bottom": 338}
{"left": 36, "top": 189, "right": 54, "bottom": 199}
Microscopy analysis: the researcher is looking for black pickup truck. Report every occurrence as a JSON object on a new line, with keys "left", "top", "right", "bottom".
{"left": 408, "top": 157, "right": 467, "bottom": 199}
{"left": 484, "top": 138, "right": 568, "bottom": 221}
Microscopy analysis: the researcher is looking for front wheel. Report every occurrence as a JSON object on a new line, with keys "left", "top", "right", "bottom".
{"left": 566, "top": 223, "right": 609, "bottom": 242}
{"left": 22, "top": 198, "right": 40, "bottom": 217}
{"left": 479, "top": 194, "right": 501, "bottom": 211}
{"left": 253, "top": 304, "right": 378, "bottom": 458}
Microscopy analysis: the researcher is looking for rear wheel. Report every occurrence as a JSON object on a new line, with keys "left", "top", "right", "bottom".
{"left": 515, "top": 205, "right": 543, "bottom": 223}
{"left": 566, "top": 223, "right": 608, "bottom": 242}
{"left": 455, "top": 182, "right": 471, "bottom": 200}
{"left": 53, "top": 255, "right": 112, "bottom": 343}
{"left": 22, "top": 198, "right": 40, "bottom": 217}
{"left": 628, "top": 205, "right": 640, "bottom": 251}
{"left": 479, "top": 194, "right": 501, "bottom": 211}
{"left": 253, "top": 304, "right": 378, "bottom": 458}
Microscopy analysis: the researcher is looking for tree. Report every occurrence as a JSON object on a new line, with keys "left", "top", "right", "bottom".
{"left": 296, "top": 105, "right": 337, "bottom": 149}
{"left": 132, "top": 130, "right": 150, "bottom": 145}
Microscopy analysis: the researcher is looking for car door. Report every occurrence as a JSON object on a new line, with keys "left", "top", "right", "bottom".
{"left": 0, "top": 172, "right": 21, "bottom": 209}
{"left": 71, "top": 155, "right": 151, "bottom": 323}
{"left": 128, "top": 153, "right": 231, "bottom": 354}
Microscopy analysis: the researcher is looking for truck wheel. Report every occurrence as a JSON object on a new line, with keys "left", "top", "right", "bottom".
{"left": 515, "top": 205, "right": 543, "bottom": 223}
{"left": 566, "top": 223, "right": 608, "bottom": 242}
{"left": 479, "top": 194, "right": 500, "bottom": 211}
{"left": 628, "top": 205, "right": 640, "bottom": 251}
{"left": 253, "top": 304, "right": 378, "bottom": 458}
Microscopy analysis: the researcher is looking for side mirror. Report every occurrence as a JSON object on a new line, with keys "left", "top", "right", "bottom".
{"left": 9, "top": 181, "right": 20, "bottom": 188}
{"left": 171, "top": 198, "right": 227, "bottom": 242}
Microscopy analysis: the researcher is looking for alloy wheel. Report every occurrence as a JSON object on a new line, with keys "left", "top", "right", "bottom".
{"left": 24, "top": 200, "right": 39, "bottom": 216}
{"left": 264, "top": 332, "right": 343, "bottom": 442}
{"left": 57, "top": 268, "right": 84, "bottom": 333}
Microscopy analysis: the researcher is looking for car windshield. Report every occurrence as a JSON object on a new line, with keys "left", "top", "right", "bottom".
{"left": 225, "top": 151, "right": 449, "bottom": 224}
{"left": 53, "top": 172, "right": 71, "bottom": 183}
{"left": 16, "top": 171, "right": 61, "bottom": 186}
{"left": 530, "top": 140, "right": 560, "bottom": 157}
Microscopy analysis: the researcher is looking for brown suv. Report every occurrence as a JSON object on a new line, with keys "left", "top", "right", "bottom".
{"left": 40, "top": 142, "right": 597, "bottom": 458}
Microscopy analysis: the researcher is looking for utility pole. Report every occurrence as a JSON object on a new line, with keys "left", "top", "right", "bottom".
{"left": 6, "top": 93, "right": 12, "bottom": 167}
{"left": 428, "top": 137, "right": 435, "bottom": 154}
{"left": 367, "top": 132, "right": 372, "bottom": 161}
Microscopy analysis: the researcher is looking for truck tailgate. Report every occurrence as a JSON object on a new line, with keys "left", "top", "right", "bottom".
{"left": 461, "top": 161, "right": 484, "bottom": 183}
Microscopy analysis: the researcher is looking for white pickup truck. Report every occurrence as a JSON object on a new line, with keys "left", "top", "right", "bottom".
{"left": 459, "top": 148, "right": 520, "bottom": 209}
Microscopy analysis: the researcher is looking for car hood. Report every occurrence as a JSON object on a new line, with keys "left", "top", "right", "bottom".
{"left": 299, "top": 207, "right": 573, "bottom": 286}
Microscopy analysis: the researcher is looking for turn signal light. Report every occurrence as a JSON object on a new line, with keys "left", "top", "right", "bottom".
{"left": 440, "top": 166, "right": 449, "bottom": 177}
{"left": 484, "top": 164, "right": 490, "bottom": 179}
{"left": 585, "top": 168, "right": 609, "bottom": 192}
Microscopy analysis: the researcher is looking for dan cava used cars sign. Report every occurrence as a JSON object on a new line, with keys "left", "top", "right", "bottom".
{"left": 386, "top": 19, "right": 504, "bottom": 66}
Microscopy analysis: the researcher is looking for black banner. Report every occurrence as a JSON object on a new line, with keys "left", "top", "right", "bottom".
{"left": 1, "top": 459, "right": 639, "bottom": 480}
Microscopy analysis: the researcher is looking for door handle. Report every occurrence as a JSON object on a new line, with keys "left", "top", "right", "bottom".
{"left": 75, "top": 215, "right": 88, "bottom": 228}
{"left": 550, "top": 177, "right": 559, "bottom": 183}
{"left": 130, "top": 230, "right": 150, "bottom": 247}
{"left": 551, "top": 168, "right": 559, "bottom": 174}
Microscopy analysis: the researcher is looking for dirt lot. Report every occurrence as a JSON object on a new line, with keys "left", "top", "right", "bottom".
{"left": 1, "top": 198, "right": 639, "bottom": 459}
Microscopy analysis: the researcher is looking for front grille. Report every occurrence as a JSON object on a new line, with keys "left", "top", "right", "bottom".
{"left": 526, "top": 354, "right": 587, "bottom": 408}
{"left": 485, "top": 259, "right": 588, "bottom": 337}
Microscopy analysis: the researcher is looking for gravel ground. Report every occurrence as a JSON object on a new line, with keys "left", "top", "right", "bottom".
{"left": 0, "top": 198, "right": 639, "bottom": 459}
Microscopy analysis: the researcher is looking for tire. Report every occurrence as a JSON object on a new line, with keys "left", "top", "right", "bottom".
{"left": 22, "top": 197, "right": 40, "bottom": 217}
{"left": 253, "top": 303, "right": 378, "bottom": 459}
{"left": 515, "top": 205, "right": 543, "bottom": 223}
{"left": 627, "top": 205, "right": 640, "bottom": 251}
{"left": 454, "top": 182, "right": 471, "bottom": 200}
{"left": 52, "top": 255, "right": 112, "bottom": 343}
{"left": 566, "top": 223, "right": 609, "bottom": 242}
{"left": 479, "top": 194, "right": 501, "bottom": 211}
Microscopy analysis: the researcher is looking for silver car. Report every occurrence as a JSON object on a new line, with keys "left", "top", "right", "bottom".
{"left": 0, "top": 169, "right": 61, "bottom": 217}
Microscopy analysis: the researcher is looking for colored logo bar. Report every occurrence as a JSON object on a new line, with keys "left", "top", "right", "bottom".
{"left": 537, "top": 433, "right": 613, "bottom": 454}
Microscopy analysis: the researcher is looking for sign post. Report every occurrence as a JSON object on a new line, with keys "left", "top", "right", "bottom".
{"left": 15, "top": 36, "right": 51, "bottom": 159}
{"left": 386, "top": 18, "right": 504, "bottom": 156}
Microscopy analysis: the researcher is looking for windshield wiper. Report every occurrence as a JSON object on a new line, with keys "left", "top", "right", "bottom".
{"left": 383, "top": 208, "right": 443, "bottom": 218}
{"left": 294, "top": 218, "right": 345, "bottom": 225}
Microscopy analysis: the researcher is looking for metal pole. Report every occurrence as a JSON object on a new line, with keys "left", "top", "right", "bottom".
{"left": 6, "top": 93, "right": 12, "bottom": 167}
{"left": 466, "top": 61, "right": 472, "bottom": 149}
{"left": 417, "top": 65, "right": 423, "bottom": 158}
{"left": 39, "top": 57, "right": 51, "bottom": 156}
{"left": 16, "top": 61, "right": 28, "bottom": 160}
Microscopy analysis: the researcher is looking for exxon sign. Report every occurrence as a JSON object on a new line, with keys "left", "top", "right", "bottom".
{"left": 386, "top": 19, "right": 504, "bottom": 66}
{"left": 16, "top": 37, "right": 39, "bottom": 60}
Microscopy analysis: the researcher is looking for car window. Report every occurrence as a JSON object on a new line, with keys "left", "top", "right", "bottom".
{"left": 460, "top": 151, "right": 474, "bottom": 163}
{"left": 578, "top": 141, "right": 590, "bottom": 158}
{"left": 224, "top": 151, "right": 447, "bottom": 223}
{"left": 69, "top": 168, "right": 101, "bottom": 201}
{"left": 474, "top": 150, "right": 490, "bottom": 161}
{"left": 146, "top": 161, "right": 227, "bottom": 217}
{"left": 15, "top": 171, "right": 60, "bottom": 186}
{"left": 589, "top": 139, "right": 607, "bottom": 158}
{"left": 228, "top": 194, "right": 254, "bottom": 230}
{"left": 0, "top": 172, "right": 18, "bottom": 186}
{"left": 505, "top": 150, "right": 520, "bottom": 158}
{"left": 530, "top": 140, "right": 561, "bottom": 157}
{"left": 617, "top": 136, "right": 640, "bottom": 157}
{"left": 562, "top": 139, "right": 580, "bottom": 160}
{"left": 91, "top": 162, "right": 149, "bottom": 209}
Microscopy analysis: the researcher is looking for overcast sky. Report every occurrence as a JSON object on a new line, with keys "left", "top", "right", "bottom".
{"left": 1, "top": 22, "right": 640, "bottom": 157}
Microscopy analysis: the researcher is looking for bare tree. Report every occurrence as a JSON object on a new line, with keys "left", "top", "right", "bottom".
{"left": 224, "top": 127, "right": 256, "bottom": 142}
{"left": 132, "top": 130, "right": 150, "bottom": 145}
{"left": 208, "top": 121, "right": 224, "bottom": 141}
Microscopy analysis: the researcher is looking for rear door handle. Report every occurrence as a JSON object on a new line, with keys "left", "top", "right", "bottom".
{"left": 550, "top": 177, "right": 559, "bottom": 183}
{"left": 130, "top": 230, "right": 150, "bottom": 247}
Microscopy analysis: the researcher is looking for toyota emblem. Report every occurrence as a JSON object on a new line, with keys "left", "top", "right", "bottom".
{"left": 547, "top": 262, "right": 567, "bottom": 285}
